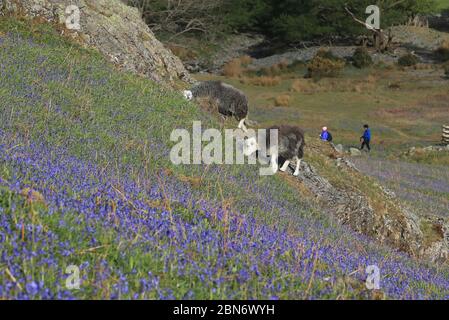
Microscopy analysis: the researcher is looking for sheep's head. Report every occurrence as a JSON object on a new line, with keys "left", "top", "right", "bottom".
{"left": 183, "top": 90, "right": 193, "bottom": 100}
{"left": 243, "top": 136, "right": 258, "bottom": 156}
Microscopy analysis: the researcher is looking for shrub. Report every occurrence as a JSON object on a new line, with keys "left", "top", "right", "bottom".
{"left": 290, "top": 79, "right": 318, "bottom": 93}
{"left": 434, "top": 46, "right": 449, "bottom": 62}
{"left": 260, "top": 64, "right": 283, "bottom": 76}
{"left": 274, "top": 94, "right": 291, "bottom": 106}
{"left": 444, "top": 62, "right": 449, "bottom": 79}
{"left": 222, "top": 58, "right": 243, "bottom": 77}
{"left": 398, "top": 53, "right": 419, "bottom": 67}
{"left": 305, "top": 54, "right": 345, "bottom": 80}
{"left": 352, "top": 47, "right": 373, "bottom": 69}
{"left": 315, "top": 48, "right": 341, "bottom": 61}
{"left": 239, "top": 55, "right": 253, "bottom": 66}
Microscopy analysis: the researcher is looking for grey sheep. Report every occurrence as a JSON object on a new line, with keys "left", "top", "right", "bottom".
{"left": 243, "top": 125, "right": 305, "bottom": 176}
{"left": 183, "top": 81, "right": 249, "bottom": 132}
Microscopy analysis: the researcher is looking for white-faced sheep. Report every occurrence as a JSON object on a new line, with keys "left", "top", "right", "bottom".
{"left": 243, "top": 125, "right": 305, "bottom": 176}
{"left": 183, "top": 81, "right": 249, "bottom": 132}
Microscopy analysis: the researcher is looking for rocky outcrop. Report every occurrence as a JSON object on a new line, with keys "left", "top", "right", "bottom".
{"left": 233, "top": 128, "right": 447, "bottom": 263}
{"left": 276, "top": 141, "right": 448, "bottom": 263}
{"left": 406, "top": 145, "right": 449, "bottom": 156}
{"left": 287, "top": 159, "right": 426, "bottom": 260}
{"left": 0, "top": 0, "right": 193, "bottom": 84}
{"left": 389, "top": 25, "right": 449, "bottom": 51}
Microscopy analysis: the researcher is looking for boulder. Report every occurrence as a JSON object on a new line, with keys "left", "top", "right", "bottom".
{"left": 1, "top": 0, "right": 193, "bottom": 85}
{"left": 334, "top": 144, "right": 344, "bottom": 154}
{"left": 288, "top": 160, "right": 424, "bottom": 259}
{"left": 349, "top": 147, "right": 362, "bottom": 156}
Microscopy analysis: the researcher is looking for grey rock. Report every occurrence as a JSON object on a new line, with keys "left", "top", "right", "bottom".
{"left": 419, "top": 216, "right": 449, "bottom": 263}
{"left": 334, "top": 144, "right": 344, "bottom": 154}
{"left": 285, "top": 159, "right": 425, "bottom": 259}
{"left": 349, "top": 147, "right": 362, "bottom": 156}
{"left": 1, "top": 0, "right": 193, "bottom": 84}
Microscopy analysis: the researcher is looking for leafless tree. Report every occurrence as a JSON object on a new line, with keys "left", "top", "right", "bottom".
{"left": 124, "top": 0, "right": 224, "bottom": 39}
{"left": 345, "top": 6, "right": 393, "bottom": 52}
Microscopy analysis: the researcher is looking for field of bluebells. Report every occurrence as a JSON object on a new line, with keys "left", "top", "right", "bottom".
{"left": 0, "top": 18, "right": 449, "bottom": 299}
{"left": 353, "top": 158, "right": 449, "bottom": 218}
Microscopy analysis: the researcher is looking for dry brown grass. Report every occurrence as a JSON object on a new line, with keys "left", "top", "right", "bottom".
{"left": 290, "top": 79, "right": 319, "bottom": 93}
{"left": 289, "top": 77, "right": 377, "bottom": 94}
{"left": 20, "top": 188, "right": 46, "bottom": 205}
{"left": 352, "top": 84, "right": 363, "bottom": 93}
{"left": 440, "top": 39, "right": 449, "bottom": 50}
{"left": 413, "top": 63, "right": 433, "bottom": 70}
{"left": 178, "top": 174, "right": 202, "bottom": 188}
{"left": 274, "top": 94, "right": 291, "bottom": 107}
{"left": 260, "top": 60, "right": 290, "bottom": 76}
{"left": 222, "top": 56, "right": 255, "bottom": 77}
{"left": 222, "top": 59, "right": 244, "bottom": 77}
{"left": 239, "top": 55, "right": 253, "bottom": 66}
{"left": 365, "top": 75, "right": 378, "bottom": 84}
{"left": 242, "top": 76, "right": 281, "bottom": 87}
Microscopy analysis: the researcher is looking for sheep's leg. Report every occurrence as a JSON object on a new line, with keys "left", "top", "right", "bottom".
{"left": 280, "top": 160, "right": 290, "bottom": 172}
{"left": 219, "top": 115, "right": 226, "bottom": 130}
{"left": 293, "top": 157, "right": 302, "bottom": 176}
{"left": 238, "top": 118, "right": 248, "bottom": 133}
{"left": 269, "top": 150, "right": 278, "bottom": 174}
{"left": 267, "top": 148, "right": 279, "bottom": 174}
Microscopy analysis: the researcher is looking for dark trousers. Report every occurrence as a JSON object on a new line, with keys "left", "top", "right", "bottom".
{"left": 361, "top": 139, "right": 371, "bottom": 151}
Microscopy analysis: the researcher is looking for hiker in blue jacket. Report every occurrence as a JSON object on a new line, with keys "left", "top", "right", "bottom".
{"left": 360, "top": 124, "right": 371, "bottom": 151}
{"left": 320, "top": 126, "right": 333, "bottom": 142}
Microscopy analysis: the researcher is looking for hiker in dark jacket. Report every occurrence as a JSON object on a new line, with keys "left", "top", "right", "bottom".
{"left": 360, "top": 124, "right": 371, "bottom": 151}
{"left": 320, "top": 126, "right": 333, "bottom": 142}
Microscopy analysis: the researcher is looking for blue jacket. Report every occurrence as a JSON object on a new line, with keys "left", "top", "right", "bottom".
{"left": 363, "top": 129, "right": 371, "bottom": 141}
{"left": 320, "top": 131, "right": 329, "bottom": 141}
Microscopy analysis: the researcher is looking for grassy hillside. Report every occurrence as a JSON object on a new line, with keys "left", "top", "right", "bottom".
{"left": 0, "top": 18, "right": 448, "bottom": 299}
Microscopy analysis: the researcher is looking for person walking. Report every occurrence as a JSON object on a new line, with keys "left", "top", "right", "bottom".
{"left": 320, "top": 126, "right": 333, "bottom": 142}
{"left": 360, "top": 124, "right": 371, "bottom": 151}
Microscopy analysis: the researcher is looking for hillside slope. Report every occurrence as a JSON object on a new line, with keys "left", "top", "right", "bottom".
{"left": 0, "top": 18, "right": 448, "bottom": 299}
{"left": 0, "top": 0, "right": 192, "bottom": 84}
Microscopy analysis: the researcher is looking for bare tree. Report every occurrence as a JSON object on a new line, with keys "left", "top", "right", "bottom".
{"left": 124, "top": 0, "right": 224, "bottom": 39}
{"left": 345, "top": 6, "right": 393, "bottom": 52}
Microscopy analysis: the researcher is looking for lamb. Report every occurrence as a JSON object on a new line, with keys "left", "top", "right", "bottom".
{"left": 243, "top": 125, "right": 305, "bottom": 176}
{"left": 183, "top": 81, "right": 249, "bottom": 132}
